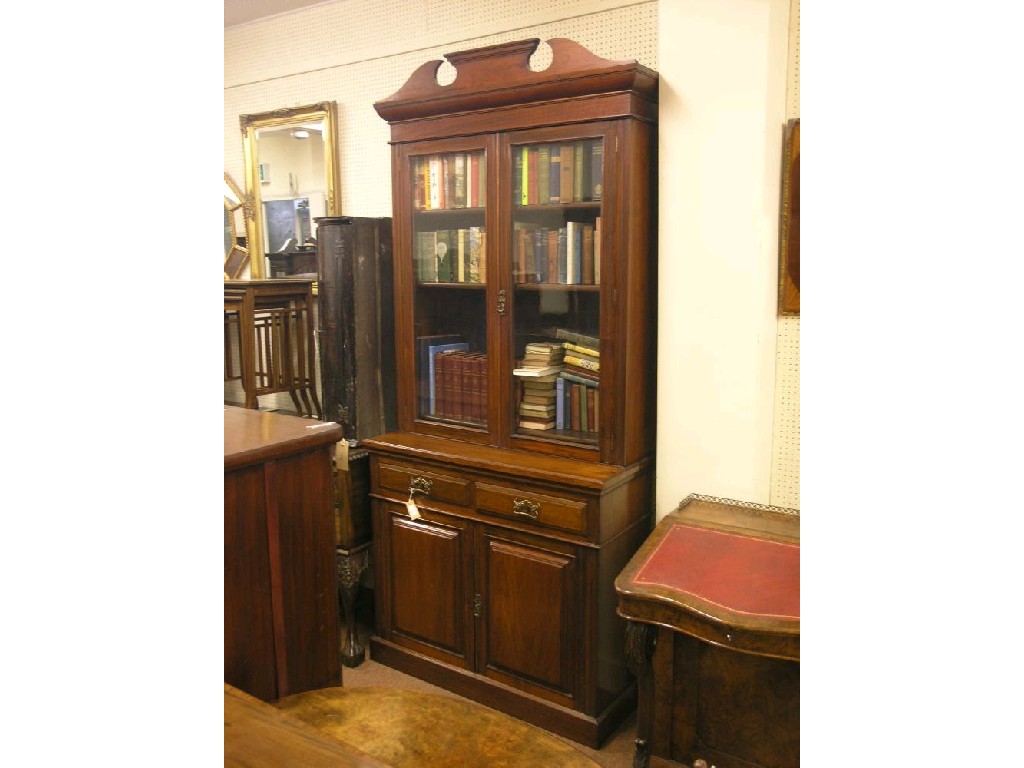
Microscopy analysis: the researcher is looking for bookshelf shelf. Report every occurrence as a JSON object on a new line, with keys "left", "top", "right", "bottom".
{"left": 366, "top": 37, "right": 658, "bottom": 748}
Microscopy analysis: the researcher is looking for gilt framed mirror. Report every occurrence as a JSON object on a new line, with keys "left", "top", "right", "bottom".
{"left": 240, "top": 102, "right": 340, "bottom": 279}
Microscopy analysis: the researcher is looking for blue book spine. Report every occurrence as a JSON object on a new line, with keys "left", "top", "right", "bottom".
{"left": 572, "top": 226, "right": 582, "bottom": 285}
{"left": 555, "top": 376, "right": 565, "bottom": 429}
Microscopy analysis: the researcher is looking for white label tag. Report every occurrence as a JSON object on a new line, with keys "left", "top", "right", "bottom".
{"left": 406, "top": 498, "right": 421, "bottom": 520}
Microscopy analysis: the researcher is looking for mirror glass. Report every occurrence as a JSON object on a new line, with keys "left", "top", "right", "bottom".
{"left": 224, "top": 172, "right": 250, "bottom": 278}
{"left": 240, "top": 102, "right": 340, "bottom": 278}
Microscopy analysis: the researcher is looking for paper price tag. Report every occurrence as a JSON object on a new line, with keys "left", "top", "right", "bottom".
{"left": 406, "top": 497, "right": 421, "bottom": 520}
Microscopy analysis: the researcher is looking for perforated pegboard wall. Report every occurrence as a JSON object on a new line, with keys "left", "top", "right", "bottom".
{"left": 770, "top": 0, "right": 800, "bottom": 509}
{"left": 225, "top": 0, "right": 656, "bottom": 221}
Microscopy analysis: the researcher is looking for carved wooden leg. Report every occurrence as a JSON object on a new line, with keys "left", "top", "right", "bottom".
{"left": 336, "top": 546, "right": 370, "bottom": 667}
{"left": 625, "top": 620, "right": 657, "bottom": 768}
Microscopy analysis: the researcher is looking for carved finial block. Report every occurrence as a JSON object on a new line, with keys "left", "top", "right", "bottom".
{"left": 374, "top": 38, "right": 656, "bottom": 124}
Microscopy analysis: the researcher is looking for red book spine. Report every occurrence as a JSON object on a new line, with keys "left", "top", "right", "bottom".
{"left": 570, "top": 383, "right": 581, "bottom": 431}
{"left": 446, "top": 351, "right": 462, "bottom": 421}
{"left": 480, "top": 355, "right": 489, "bottom": 420}
{"left": 467, "top": 353, "right": 480, "bottom": 422}
{"left": 586, "top": 385, "right": 596, "bottom": 433}
{"left": 434, "top": 351, "right": 447, "bottom": 418}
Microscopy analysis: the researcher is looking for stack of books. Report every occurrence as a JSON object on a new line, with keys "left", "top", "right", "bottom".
{"left": 513, "top": 341, "right": 565, "bottom": 431}
{"left": 554, "top": 329, "right": 600, "bottom": 433}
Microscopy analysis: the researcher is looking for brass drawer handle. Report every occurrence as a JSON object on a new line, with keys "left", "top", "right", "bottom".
{"left": 513, "top": 499, "right": 540, "bottom": 519}
{"left": 409, "top": 476, "right": 432, "bottom": 497}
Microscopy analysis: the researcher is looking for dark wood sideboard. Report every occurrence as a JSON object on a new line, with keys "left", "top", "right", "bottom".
{"left": 224, "top": 406, "right": 344, "bottom": 701}
{"left": 615, "top": 495, "right": 800, "bottom": 768}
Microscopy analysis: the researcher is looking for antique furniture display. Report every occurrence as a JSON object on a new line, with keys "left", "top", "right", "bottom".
{"left": 615, "top": 495, "right": 800, "bottom": 768}
{"left": 316, "top": 215, "right": 397, "bottom": 667}
{"left": 223, "top": 278, "right": 322, "bottom": 418}
{"left": 224, "top": 406, "right": 344, "bottom": 701}
{"left": 240, "top": 102, "right": 340, "bottom": 279}
{"left": 364, "top": 38, "right": 658, "bottom": 747}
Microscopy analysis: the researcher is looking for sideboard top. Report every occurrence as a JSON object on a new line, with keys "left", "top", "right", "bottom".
{"left": 224, "top": 406, "right": 343, "bottom": 470}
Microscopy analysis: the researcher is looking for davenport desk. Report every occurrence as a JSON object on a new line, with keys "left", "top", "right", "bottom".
{"left": 615, "top": 495, "right": 799, "bottom": 768}
{"left": 224, "top": 406, "right": 344, "bottom": 702}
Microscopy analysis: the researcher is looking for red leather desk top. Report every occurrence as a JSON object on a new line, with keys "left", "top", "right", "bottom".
{"left": 632, "top": 523, "right": 799, "bottom": 620}
{"left": 616, "top": 496, "right": 800, "bottom": 658}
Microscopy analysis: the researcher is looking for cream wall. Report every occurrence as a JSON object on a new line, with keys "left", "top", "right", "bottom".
{"left": 225, "top": 0, "right": 799, "bottom": 517}
{"left": 655, "top": 0, "right": 798, "bottom": 514}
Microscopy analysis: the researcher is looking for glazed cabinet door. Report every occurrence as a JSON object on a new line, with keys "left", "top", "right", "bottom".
{"left": 374, "top": 501, "right": 475, "bottom": 671}
{"left": 501, "top": 123, "right": 617, "bottom": 463}
{"left": 393, "top": 138, "right": 498, "bottom": 445}
{"left": 476, "top": 525, "right": 580, "bottom": 708}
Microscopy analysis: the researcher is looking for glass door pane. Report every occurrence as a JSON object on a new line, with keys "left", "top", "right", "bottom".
{"left": 410, "top": 149, "right": 489, "bottom": 428}
{"left": 510, "top": 138, "right": 603, "bottom": 446}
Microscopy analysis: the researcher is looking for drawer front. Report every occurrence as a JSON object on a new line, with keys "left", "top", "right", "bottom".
{"left": 377, "top": 461, "right": 472, "bottom": 507}
{"left": 476, "top": 482, "right": 587, "bottom": 535}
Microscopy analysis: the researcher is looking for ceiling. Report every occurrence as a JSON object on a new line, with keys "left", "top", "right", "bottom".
{"left": 224, "top": 0, "right": 333, "bottom": 27}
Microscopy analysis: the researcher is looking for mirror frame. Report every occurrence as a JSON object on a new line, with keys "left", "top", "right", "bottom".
{"left": 224, "top": 172, "right": 251, "bottom": 278}
{"left": 240, "top": 102, "right": 340, "bottom": 279}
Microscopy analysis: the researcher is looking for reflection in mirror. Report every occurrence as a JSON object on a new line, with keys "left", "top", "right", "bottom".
{"left": 224, "top": 172, "right": 250, "bottom": 278}
{"left": 240, "top": 102, "right": 340, "bottom": 278}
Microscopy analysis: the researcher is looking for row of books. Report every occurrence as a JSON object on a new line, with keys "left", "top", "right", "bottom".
{"left": 556, "top": 375, "right": 599, "bottom": 433}
{"left": 513, "top": 220, "right": 600, "bottom": 285}
{"left": 413, "top": 152, "right": 487, "bottom": 211}
{"left": 513, "top": 140, "right": 604, "bottom": 206}
{"left": 415, "top": 227, "right": 487, "bottom": 284}
{"left": 433, "top": 349, "right": 488, "bottom": 423}
{"left": 514, "top": 370, "right": 601, "bottom": 433}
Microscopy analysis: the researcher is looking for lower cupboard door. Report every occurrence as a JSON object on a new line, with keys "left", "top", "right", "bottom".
{"left": 478, "top": 527, "right": 579, "bottom": 707}
{"left": 381, "top": 503, "right": 474, "bottom": 670}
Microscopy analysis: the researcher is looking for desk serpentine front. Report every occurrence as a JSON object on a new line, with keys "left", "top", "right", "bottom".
{"left": 615, "top": 495, "right": 799, "bottom": 768}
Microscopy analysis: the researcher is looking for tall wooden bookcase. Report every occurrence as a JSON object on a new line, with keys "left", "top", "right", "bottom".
{"left": 364, "top": 38, "right": 658, "bottom": 747}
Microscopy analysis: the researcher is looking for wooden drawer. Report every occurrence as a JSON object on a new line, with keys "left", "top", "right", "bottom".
{"left": 475, "top": 482, "right": 587, "bottom": 535}
{"left": 377, "top": 461, "right": 472, "bottom": 508}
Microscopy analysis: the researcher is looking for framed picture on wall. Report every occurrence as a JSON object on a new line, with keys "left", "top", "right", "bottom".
{"left": 778, "top": 118, "right": 800, "bottom": 316}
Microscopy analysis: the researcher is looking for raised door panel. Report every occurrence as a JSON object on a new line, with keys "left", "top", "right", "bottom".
{"left": 478, "top": 527, "right": 578, "bottom": 707}
{"left": 382, "top": 504, "right": 474, "bottom": 669}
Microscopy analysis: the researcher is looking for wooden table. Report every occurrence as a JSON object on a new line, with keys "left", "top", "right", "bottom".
{"left": 225, "top": 683, "right": 386, "bottom": 767}
{"left": 224, "top": 406, "right": 344, "bottom": 701}
{"left": 615, "top": 495, "right": 799, "bottom": 768}
{"left": 224, "top": 278, "right": 322, "bottom": 418}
